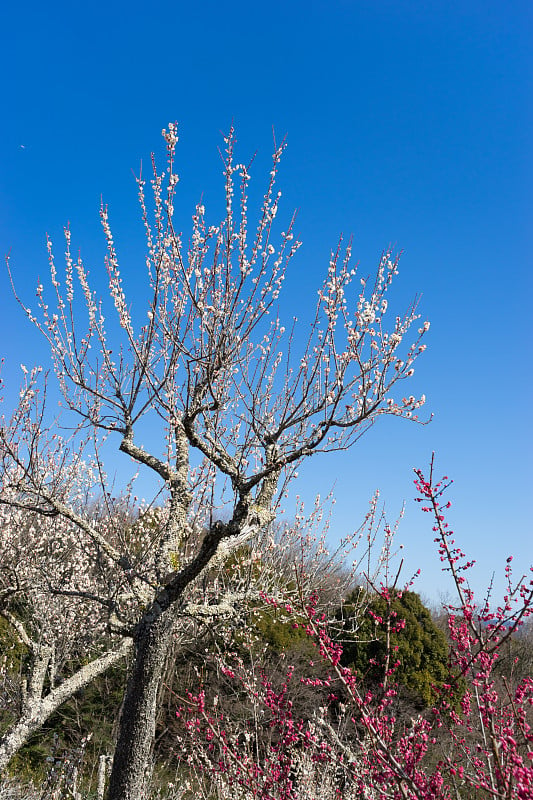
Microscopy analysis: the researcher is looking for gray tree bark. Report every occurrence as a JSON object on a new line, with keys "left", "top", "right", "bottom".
{"left": 106, "top": 613, "right": 176, "bottom": 800}
{"left": 104, "top": 507, "right": 265, "bottom": 800}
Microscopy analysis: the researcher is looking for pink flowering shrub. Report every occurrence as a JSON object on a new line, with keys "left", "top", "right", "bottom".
{"left": 176, "top": 462, "right": 533, "bottom": 800}
{"left": 412, "top": 461, "right": 533, "bottom": 799}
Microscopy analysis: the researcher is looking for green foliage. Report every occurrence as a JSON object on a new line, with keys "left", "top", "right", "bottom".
{"left": 0, "top": 615, "right": 28, "bottom": 672}
{"left": 0, "top": 617, "right": 29, "bottom": 738}
{"left": 248, "top": 606, "right": 314, "bottom": 656}
{"left": 337, "top": 590, "right": 450, "bottom": 706}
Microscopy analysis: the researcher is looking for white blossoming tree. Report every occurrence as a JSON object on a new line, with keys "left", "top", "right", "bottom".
{"left": 0, "top": 123, "right": 429, "bottom": 799}
{"left": 0, "top": 496, "right": 133, "bottom": 771}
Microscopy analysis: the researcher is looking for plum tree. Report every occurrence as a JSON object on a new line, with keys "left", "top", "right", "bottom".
{"left": 1, "top": 123, "right": 429, "bottom": 798}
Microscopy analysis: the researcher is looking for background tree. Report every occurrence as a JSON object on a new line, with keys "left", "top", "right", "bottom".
{"left": 0, "top": 497, "right": 132, "bottom": 772}
{"left": 1, "top": 122, "right": 429, "bottom": 799}
{"left": 337, "top": 589, "right": 450, "bottom": 706}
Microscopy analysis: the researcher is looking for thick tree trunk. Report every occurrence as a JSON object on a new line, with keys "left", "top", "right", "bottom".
{"left": 105, "top": 506, "right": 266, "bottom": 799}
{"left": 106, "top": 611, "right": 176, "bottom": 800}
{"left": 0, "top": 641, "right": 131, "bottom": 773}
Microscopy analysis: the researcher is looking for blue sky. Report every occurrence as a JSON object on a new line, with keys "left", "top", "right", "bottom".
{"left": 1, "top": 0, "right": 531, "bottom": 603}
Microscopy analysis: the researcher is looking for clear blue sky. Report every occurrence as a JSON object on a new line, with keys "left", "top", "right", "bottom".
{"left": 1, "top": 0, "right": 531, "bottom": 603}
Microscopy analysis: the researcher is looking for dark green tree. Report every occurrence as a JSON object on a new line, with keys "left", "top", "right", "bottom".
{"left": 336, "top": 590, "right": 449, "bottom": 706}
